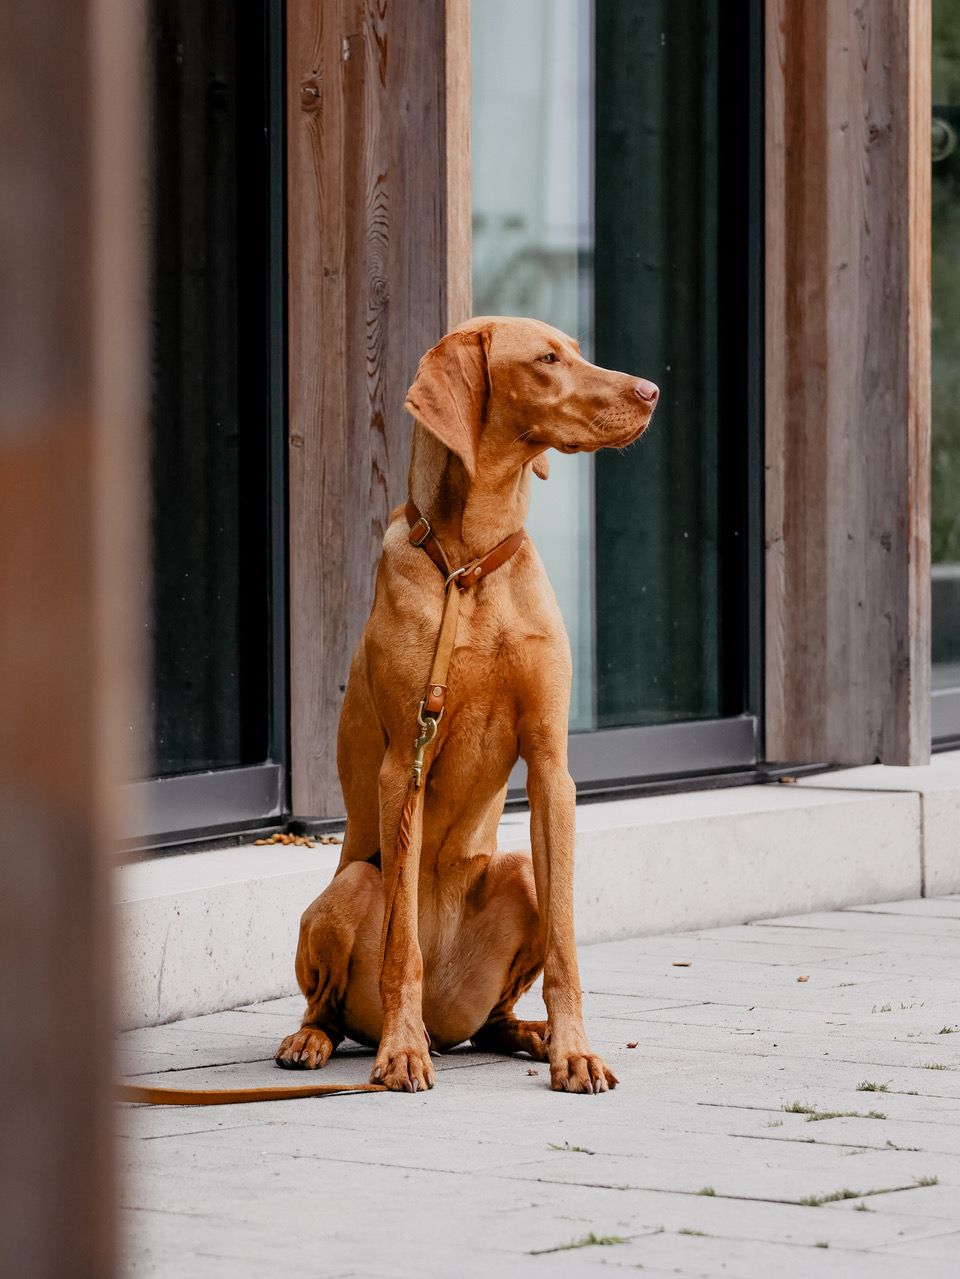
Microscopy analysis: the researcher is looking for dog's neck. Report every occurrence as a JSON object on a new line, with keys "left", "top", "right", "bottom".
{"left": 408, "top": 423, "right": 531, "bottom": 565}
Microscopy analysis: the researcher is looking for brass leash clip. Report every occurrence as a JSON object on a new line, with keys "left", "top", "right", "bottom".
{"left": 412, "top": 700, "right": 441, "bottom": 788}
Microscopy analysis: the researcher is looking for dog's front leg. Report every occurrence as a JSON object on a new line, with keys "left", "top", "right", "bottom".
{"left": 372, "top": 748, "right": 436, "bottom": 1093}
{"left": 526, "top": 749, "right": 618, "bottom": 1094}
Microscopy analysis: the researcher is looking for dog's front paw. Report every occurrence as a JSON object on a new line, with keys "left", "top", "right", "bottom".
{"left": 372, "top": 1043, "right": 436, "bottom": 1093}
{"left": 275, "top": 1026, "right": 335, "bottom": 1070}
{"left": 550, "top": 1050, "right": 618, "bottom": 1094}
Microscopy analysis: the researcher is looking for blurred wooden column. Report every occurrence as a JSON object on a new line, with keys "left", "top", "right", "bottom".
{"left": 765, "top": 0, "right": 932, "bottom": 765}
{"left": 287, "top": 0, "right": 472, "bottom": 815}
{"left": 0, "top": 2, "right": 146, "bottom": 1275}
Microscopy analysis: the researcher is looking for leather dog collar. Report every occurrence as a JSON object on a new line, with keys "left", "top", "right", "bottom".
{"left": 404, "top": 498, "right": 525, "bottom": 727}
{"left": 405, "top": 499, "right": 525, "bottom": 590}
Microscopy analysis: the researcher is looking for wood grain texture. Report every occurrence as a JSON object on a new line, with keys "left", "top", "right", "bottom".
{"left": 444, "top": 0, "right": 473, "bottom": 327}
{"left": 0, "top": 1, "right": 146, "bottom": 1273}
{"left": 765, "top": 0, "right": 931, "bottom": 765}
{"left": 288, "top": 0, "right": 472, "bottom": 815}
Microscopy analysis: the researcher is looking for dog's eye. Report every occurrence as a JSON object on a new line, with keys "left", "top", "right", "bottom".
{"left": 538, "top": 353, "right": 559, "bottom": 364}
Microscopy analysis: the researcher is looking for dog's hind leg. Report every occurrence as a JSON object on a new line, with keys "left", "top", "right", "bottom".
{"left": 471, "top": 1015, "right": 549, "bottom": 1061}
{"left": 275, "top": 860, "right": 384, "bottom": 1069}
{"left": 470, "top": 940, "right": 547, "bottom": 1061}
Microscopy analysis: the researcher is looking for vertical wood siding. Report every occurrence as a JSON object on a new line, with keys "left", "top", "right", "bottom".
{"left": 766, "top": 0, "right": 931, "bottom": 764}
{"left": 287, "top": 0, "right": 471, "bottom": 815}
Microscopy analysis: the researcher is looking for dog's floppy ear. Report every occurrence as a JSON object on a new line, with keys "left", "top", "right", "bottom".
{"left": 532, "top": 452, "right": 550, "bottom": 480}
{"left": 404, "top": 329, "right": 491, "bottom": 480}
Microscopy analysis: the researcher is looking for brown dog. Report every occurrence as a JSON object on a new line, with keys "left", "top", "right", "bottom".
{"left": 275, "top": 316, "right": 658, "bottom": 1093}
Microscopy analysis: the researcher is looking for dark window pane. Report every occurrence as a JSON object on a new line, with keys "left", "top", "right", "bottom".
{"left": 933, "top": 2, "right": 960, "bottom": 706}
{"left": 146, "top": 1, "right": 274, "bottom": 775}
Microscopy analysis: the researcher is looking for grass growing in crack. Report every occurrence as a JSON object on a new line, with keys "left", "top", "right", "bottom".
{"left": 920, "top": 1062, "right": 948, "bottom": 1070}
{"left": 764, "top": 1119, "right": 784, "bottom": 1128}
{"left": 547, "top": 1141, "right": 595, "bottom": 1155}
{"left": 783, "top": 1101, "right": 886, "bottom": 1122}
{"left": 872, "top": 1003, "right": 893, "bottom": 1014}
{"left": 678, "top": 1228, "right": 707, "bottom": 1237}
{"left": 530, "top": 1232, "right": 627, "bottom": 1254}
{"left": 801, "top": 1177, "right": 938, "bottom": 1210}
{"left": 815, "top": 1242, "right": 830, "bottom": 1248}
{"left": 856, "top": 1081, "right": 890, "bottom": 1093}
{"left": 696, "top": 1186, "right": 716, "bottom": 1196}
{"left": 799, "top": 1188, "right": 861, "bottom": 1207}
{"left": 938, "top": 1025, "right": 957, "bottom": 1034}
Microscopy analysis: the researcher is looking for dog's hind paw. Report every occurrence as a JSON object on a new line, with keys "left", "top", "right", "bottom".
{"left": 275, "top": 1026, "right": 336, "bottom": 1070}
{"left": 550, "top": 1052, "right": 618, "bottom": 1094}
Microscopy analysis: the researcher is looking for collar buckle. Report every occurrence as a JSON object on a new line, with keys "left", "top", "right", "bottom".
{"left": 409, "top": 515, "right": 432, "bottom": 547}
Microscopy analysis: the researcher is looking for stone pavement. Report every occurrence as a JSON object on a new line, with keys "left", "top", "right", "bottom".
{"left": 119, "top": 897, "right": 960, "bottom": 1277}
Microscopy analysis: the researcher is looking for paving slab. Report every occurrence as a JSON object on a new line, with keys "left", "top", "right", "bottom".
{"left": 120, "top": 896, "right": 960, "bottom": 1277}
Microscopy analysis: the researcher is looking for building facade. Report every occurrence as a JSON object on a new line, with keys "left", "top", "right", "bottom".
{"left": 131, "top": 0, "right": 944, "bottom": 849}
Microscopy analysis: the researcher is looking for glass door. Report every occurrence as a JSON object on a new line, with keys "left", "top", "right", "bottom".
{"left": 473, "top": 0, "right": 762, "bottom": 786}
{"left": 933, "top": 2, "right": 960, "bottom": 742}
{"left": 128, "top": 0, "right": 287, "bottom": 845}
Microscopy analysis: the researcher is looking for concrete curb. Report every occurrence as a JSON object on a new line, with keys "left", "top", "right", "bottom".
{"left": 116, "top": 771, "right": 949, "bottom": 1029}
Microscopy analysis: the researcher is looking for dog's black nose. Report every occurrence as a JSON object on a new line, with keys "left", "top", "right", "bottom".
{"left": 633, "top": 379, "right": 659, "bottom": 404}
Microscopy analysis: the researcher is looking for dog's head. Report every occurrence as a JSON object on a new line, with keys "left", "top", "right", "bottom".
{"left": 404, "top": 316, "right": 658, "bottom": 481}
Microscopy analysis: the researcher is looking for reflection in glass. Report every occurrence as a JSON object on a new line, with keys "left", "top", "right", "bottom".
{"left": 473, "top": 0, "right": 750, "bottom": 732}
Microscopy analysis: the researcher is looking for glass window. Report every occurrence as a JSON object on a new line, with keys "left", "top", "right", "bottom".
{"left": 473, "top": 1, "right": 755, "bottom": 740}
{"left": 933, "top": 2, "right": 960, "bottom": 737}
{"left": 146, "top": 0, "right": 282, "bottom": 779}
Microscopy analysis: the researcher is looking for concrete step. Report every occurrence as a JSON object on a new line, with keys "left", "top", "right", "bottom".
{"left": 116, "top": 758, "right": 960, "bottom": 1029}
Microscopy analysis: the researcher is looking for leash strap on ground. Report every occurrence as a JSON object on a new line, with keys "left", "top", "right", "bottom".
{"left": 116, "top": 1082, "right": 387, "bottom": 1106}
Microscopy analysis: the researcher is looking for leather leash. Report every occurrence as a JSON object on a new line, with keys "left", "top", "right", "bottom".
{"left": 376, "top": 502, "right": 525, "bottom": 974}
{"left": 404, "top": 499, "right": 525, "bottom": 723}
{"left": 119, "top": 502, "right": 523, "bottom": 1108}
{"left": 117, "top": 1082, "right": 387, "bottom": 1106}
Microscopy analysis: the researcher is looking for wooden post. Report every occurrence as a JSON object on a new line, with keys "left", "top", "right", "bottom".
{"left": 765, "top": 0, "right": 931, "bottom": 765}
{"left": 0, "top": 1, "right": 146, "bottom": 1274}
{"left": 287, "top": 0, "right": 472, "bottom": 815}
